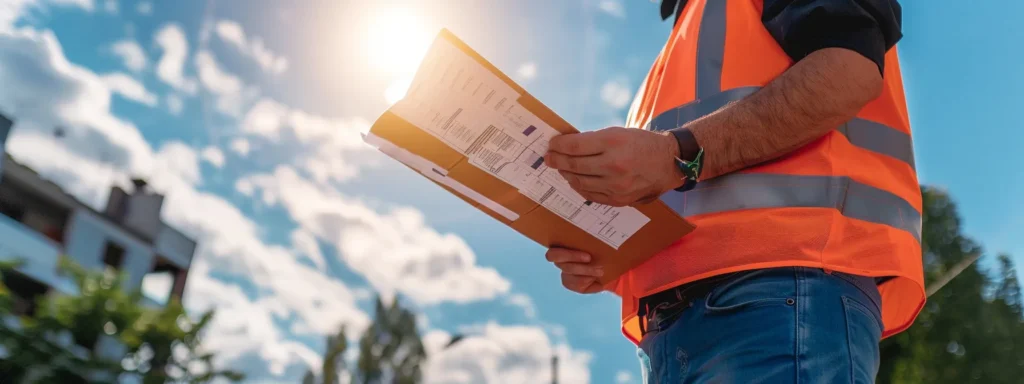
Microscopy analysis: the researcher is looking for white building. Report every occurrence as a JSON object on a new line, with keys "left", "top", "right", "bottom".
{"left": 0, "top": 113, "right": 197, "bottom": 378}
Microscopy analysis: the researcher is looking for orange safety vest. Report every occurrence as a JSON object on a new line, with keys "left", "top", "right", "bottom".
{"left": 615, "top": 0, "right": 925, "bottom": 345}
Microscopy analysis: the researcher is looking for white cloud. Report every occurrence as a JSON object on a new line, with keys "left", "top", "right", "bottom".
{"left": 51, "top": 0, "right": 94, "bottom": 11}
{"left": 101, "top": 72, "right": 157, "bottom": 106}
{"left": 238, "top": 166, "right": 511, "bottom": 305}
{"left": 291, "top": 228, "right": 327, "bottom": 270}
{"left": 506, "top": 293, "right": 537, "bottom": 319}
{"left": 154, "top": 23, "right": 197, "bottom": 94}
{"left": 516, "top": 62, "right": 537, "bottom": 82}
{"left": 423, "top": 323, "right": 591, "bottom": 384}
{"left": 598, "top": 0, "right": 626, "bottom": 18}
{"left": 156, "top": 176, "right": 371, "bottom": 343}
{"left": 194, "top": 51, "right": 240, "bottom": 95}
{"left": 184, "top": 261, "right": 356, "bottom": 377}
{"left": 194, "top": 50, "right": 252, "bottom": 117}
{"left": 102, "top": 0, "right": 115, "bottom": 14}
{"left": 240, "top": 98, "right": 377, "bottom": 184}
{"left": 7, "top": 132, "right": 126, "bottom": 208}
{"left": 8, "top": 132, "right": 368, "bottom": 378}
{"left": 229, "top": 137, "right": 250, "bottom": 156}
{"left": 109, "top": 39, "right": 146, "bottom": 72}
{"left": 153, "top": 141, "right": 202, "bottom": 186}
{"left": 135, "top": 0, "right": 150, "bottom": 15}
{"left": 214, "top": 19, "right": 288, "bottom": 75}
{"left": 235, "top": 177, "right": 255, "bottom": 197}
{"left": 1, "top": 0, "right": 92, "bottom": 31}
{"left": 600, "top": 79, "right": 632, "bottom": 109}
{"left": 616, "top": 370, "right": 635, "bottom": 384}
{"left": 0, "top": 26, "right": 372, "bottom": 379}
{"left": 166, "top": 93, "right": 184, "bottom": 115}
{"left": 200, "top": 146, "right": 225, "bottom": 168}
{"left": 0, "top": 27, "right": 153, "bottom": 177}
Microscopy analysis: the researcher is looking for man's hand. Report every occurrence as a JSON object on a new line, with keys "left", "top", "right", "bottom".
{"left": 546, "top": 247, "right": 604, "bottom": 294}
{"left": 544, "top": 127, "right": 684, "bottom": 207}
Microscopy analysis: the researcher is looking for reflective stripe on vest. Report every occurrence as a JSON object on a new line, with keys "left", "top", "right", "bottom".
{"left": 647, "top": 0, "right": 920, "bottom": 242}
{"left": 645, "top": 86, "right": 916, "bottom": 171}
{"left": 659, "top": 173, "right": 922, "bottom": 242}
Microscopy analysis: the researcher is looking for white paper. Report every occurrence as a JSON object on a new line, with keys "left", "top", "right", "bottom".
{"left": 363, "top": 133, "right": 520, "bottom": 222}
{"left": 389, "top": 38, "right": 651, "bottom": 249}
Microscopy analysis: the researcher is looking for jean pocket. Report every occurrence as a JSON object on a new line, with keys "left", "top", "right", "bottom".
{"left": 843, "top": 296, "right": 882, "bottom": 384}
{"left": 703, "top": 271, "right": 794, "bottom": 313}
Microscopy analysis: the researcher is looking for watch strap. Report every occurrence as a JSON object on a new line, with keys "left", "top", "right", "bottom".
{"left": 669, "top": 128, "right": 704, "bottom": 192}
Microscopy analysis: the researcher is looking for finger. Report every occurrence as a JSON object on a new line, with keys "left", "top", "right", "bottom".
{"left": 579, "top": 281, "right": 605, "bottom": 294}
{"left": 561, "top": 274, "right": 602, "bottom": 294}
{"left": 578, "top": 190, "right": 630, "bottom": 207}
{"left": 544, "top": 152, "right": 606, "bottom": 176}
{"left": 632, "top": 187, "right": 667, "bottom": 206}
{"left": 559, "top": 170, "right": 609, "bottom": 194}
{"left": 545, "top": 248, "right": 591, "bottom": 263}
{"left": 548, "top": 131, "right": 606, "bottom": 156}
{"left": 555, "top": 262, "right": 604, "bottom": 278}
{"left": 633, "top": 194, "right": 660, "bottom": 205}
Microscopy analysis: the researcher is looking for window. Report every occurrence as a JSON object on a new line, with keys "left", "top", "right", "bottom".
{"left": 102, "top": 242, "right": 125, "bottom": 271}
{"left": 2, "top": 269, "right": 49, "bottom": 317}
{"left": 0, "top": 200, "right": 24, "bottom": 221}
{"left": 141, "top": 256, "right": 185, "bottom": 306}
{"left": 0, "top": 181, "right": 69, "bottom": 244}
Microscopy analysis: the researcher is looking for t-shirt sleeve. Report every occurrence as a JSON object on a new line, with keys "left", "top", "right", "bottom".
{"left": 762, "top": 0, "right": 903, "bottom": 74}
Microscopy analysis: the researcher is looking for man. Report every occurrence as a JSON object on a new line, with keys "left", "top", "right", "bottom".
{"left": 543, "top": 0, "right": 922, "bottom": 382}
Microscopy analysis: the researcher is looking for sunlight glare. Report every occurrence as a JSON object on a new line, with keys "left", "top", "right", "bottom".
{"left": 385, "top": 75, "right": 413, "bottom": 105}
{"left": 365, "top": 8, "right": 433, "bottom": 76}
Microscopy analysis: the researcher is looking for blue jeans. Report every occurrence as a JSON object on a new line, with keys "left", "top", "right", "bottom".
{"left": 637, "top": 267, "right": 884, "bottom": 384}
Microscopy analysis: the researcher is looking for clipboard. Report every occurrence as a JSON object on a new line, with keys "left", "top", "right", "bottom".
{"left": 365, "top": 29, "right": 695, "bottom": 284}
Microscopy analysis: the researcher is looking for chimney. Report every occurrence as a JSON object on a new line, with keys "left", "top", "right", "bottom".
{"left": 0, "top": 113, "right": 13, "bottom": 180}
{"left": 104, "top": 177, "right": 165, "bottom": 242}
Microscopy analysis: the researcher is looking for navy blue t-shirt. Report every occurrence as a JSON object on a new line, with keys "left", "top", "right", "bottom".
{"left": 660, "top": 0, "right": 903, "bottom": 74}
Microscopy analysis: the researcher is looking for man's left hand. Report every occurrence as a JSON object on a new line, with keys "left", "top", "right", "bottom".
{"left": 545, "top": 127, "right": 685, "bottom": 207}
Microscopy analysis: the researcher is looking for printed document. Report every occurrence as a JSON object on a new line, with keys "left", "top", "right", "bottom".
{"left": 389, "top": 39, "right": 650, "bottom": 249}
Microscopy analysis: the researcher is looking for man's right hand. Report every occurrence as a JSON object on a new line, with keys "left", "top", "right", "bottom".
{"left": 545, "top": 247, "right": 604, "bottom": 294}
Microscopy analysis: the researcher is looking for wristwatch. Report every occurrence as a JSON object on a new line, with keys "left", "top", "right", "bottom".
{"left": 668, "top": 128, "right": 704, "bottom": 192}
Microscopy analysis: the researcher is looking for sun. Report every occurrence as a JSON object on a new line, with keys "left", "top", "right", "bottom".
{"left": 364, "top": 8, "right": 433, "bottom": 76}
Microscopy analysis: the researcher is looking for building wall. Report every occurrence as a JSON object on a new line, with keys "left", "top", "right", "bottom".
{"left": 0, "top": 211, "right": 76, "bottom": 294}
{"left": 155, "top": 224, "right": 196, "bottom": 270}
{"left": 63, "top": 209, "right": 156, "bottom": 291}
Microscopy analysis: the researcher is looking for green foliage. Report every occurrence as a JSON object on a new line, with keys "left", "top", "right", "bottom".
{"left": 304, "top": 295, "right": 426, "bottom": 384}
{"left": 0, "top": 257, "right": 244, "bottom": 383}
{"left": 322, "top": 325, "right": 349, "bottom": 384}
{"left": 0, "top": 259, "right": 21, "bottom": 312}
{"left": 353, "top": 296, "right": 427, "bottom": 384}
{"left": 878, "top": 187, "right": 1024, "bottom": 383}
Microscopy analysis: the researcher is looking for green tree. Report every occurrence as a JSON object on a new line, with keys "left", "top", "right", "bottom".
{"left": 878, "top": 187, "right": 1024, "bottom": 383}
{"left": 302, "top": 324, "right": 350, "bottom": 384}
{"left": 353, "top": 295, "right": 427, "bottom": 384}
{"left": 301, "top": 294, "right": 426, "bottom": 384}
{"left": 0, "top": 257, "right": 244, "bottom": 383}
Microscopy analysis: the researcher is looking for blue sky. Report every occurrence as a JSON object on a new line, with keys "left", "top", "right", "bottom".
{"left": 0, "top": 0, "right": 1019, "bottom": 383}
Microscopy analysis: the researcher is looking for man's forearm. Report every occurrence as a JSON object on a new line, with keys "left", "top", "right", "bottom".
{"left": 681, "top": 48, "right": 884, "bottom": 180}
